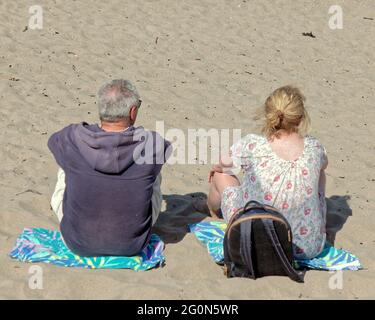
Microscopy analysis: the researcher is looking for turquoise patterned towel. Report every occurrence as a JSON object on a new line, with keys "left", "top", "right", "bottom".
{"left": 189, "top": 221, "right": 362, "bottom": 271}
{"left": 10, "top": 228, "right": 165, "bottom": 271}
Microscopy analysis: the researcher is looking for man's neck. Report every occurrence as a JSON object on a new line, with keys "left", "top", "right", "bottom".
{"left": 100, "top": 120, "right": 131, "bottom": 132}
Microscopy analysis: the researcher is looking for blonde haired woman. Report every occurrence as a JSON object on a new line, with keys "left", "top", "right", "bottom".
{"left": 207, "top": 86, "right": 328, "bottom": 259}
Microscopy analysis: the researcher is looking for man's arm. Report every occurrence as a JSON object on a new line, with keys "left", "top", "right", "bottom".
{"left": 48, "top": 129, "right": 66, "bottom": 169}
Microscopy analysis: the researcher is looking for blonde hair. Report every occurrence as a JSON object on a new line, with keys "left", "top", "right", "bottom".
{"left": 261, "top": 85, "right": 310, "bottom": 139}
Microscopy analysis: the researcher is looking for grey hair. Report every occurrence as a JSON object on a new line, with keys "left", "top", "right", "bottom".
{"left": 97, "top": 79, "right": 141, "bottom": 122}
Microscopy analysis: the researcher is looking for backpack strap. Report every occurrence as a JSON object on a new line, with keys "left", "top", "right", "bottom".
{"left": 243, "top": 200, "right": 263, "bottom": 211}
{"left": 223, "top": 230, "right": 233, "bottom": 276}
{"left": 261, "top": 219, "right": 304, "bottom": 283}
{"left": 240, "top": 219, "right": 256, "bottom": 279}
{"left": 243, "top": 201, "right": 282, "bottom": 217}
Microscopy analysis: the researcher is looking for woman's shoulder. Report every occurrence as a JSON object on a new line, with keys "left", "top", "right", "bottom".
{"left": 235, "top": 133, "right": 267, "bottom": 150}
{"left": 239, "top": 133, "right": 267, "bottom": 145}
{"left": 304, "top": 135, "right": 325, "bottom": 148}
{"left": 231, "top": 134, "right": 267, "bottom": 157}
{"left": 304, "top": 135, "right": 327, "bottom": 158}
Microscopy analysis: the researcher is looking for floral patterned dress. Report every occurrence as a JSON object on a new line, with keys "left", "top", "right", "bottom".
{"left": 221, "top": 134, "right": 328, "bottom": 259}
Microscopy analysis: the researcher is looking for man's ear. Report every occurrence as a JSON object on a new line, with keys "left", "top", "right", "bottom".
{"left": 129, "top": 106, "right": 138, "bottom": 123}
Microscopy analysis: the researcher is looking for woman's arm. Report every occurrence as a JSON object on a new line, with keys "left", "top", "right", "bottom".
{"left": 318, "top": 169, "right": 326, "bottom": 195}
{"left": 319, "top": 154, "right": 328, "bottom": 193}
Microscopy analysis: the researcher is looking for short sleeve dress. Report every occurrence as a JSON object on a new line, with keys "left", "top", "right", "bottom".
{"left": 221, "top": 134, "right": 328, "bottom": 259}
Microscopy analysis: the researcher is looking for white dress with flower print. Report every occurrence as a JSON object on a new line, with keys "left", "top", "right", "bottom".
{"left": 221, "top": 134, "right": 328, "bottom": 259}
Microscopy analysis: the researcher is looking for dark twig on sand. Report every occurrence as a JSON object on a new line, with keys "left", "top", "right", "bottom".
{"left": 16, "top": 189, "right": 42, "bottom": 196}
{"left": 302, "top": 32, "right": 316, "bottom": 38}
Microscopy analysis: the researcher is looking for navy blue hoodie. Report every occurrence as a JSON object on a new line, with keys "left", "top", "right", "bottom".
{"left": 48, "top": 122, "right": 169, "bottom": 256}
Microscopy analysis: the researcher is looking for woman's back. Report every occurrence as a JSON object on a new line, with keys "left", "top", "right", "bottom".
{"left": 223, "top": 132, "right": 327, "bottom": 259}
{"left": 269, "top": 132, "right": 304, "bottom": 161}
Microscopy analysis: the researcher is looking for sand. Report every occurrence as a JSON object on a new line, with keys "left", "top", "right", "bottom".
{"left": 0, "top": 0, "right": 374, "bottom": 299}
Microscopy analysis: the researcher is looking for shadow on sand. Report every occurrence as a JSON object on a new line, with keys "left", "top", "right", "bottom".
{"left": 152, "top": 192, "right": 209, "bottom": 244}
{"left": 153, "top": 193, "right": 353, "bottom": 246}
{"left": 325, "top": 195, "right": 352, "bottom": 245}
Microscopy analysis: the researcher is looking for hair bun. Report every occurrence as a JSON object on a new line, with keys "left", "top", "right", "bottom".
{"left": 276, "top": 110, "right": 284, "bottom": 121}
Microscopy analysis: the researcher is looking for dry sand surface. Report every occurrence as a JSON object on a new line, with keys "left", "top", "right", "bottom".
{"left": 0, "top": 0, "right": 374, "bottom": 299}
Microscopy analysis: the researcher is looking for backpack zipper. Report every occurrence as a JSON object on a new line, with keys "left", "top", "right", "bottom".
{"left": 227, "top": 214, "right": 292, "bottom": 242}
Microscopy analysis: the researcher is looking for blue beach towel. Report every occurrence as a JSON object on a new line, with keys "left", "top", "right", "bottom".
{"left": 189, "top": 221, "right": 362, "bottom": 271}
{"left": 9, "top": 228, "right": 165, "bottom": 271}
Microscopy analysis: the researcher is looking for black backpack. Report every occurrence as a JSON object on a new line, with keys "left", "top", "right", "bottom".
{"left": 223, "top": 200, "right": 304, "bottom": 282}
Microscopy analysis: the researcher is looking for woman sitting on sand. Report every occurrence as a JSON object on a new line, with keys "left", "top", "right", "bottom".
{"left": 207, "top": 85, "right": 328, "bottom": 259}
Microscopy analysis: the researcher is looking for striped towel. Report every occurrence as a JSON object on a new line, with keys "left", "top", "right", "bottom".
{"left": 9, "top": 227, "right": 165, "bottom": 271}
{"left": 189, "top": 221, "right": 362, "bottom": 271}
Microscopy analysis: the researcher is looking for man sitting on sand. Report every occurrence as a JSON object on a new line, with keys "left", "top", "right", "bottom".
{"left": 48, "top": 79, "right": 170, "bottom": 256}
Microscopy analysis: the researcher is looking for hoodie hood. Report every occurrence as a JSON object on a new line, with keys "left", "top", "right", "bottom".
{"left": 72, "top": 123, "right": 150, "bottom": 174}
